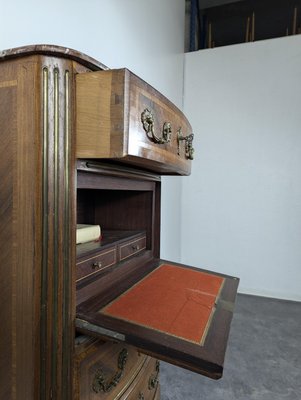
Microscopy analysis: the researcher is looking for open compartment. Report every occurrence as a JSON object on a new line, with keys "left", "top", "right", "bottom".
{"left": 76, "top": 161, "right": 161, "bottom": 288}
{"left": 75, "top": 161, "right": 239, "bottom": 381}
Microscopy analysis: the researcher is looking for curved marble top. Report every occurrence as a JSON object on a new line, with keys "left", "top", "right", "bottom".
{"left": 0, "top": 44, "right": 108, "bottom": 71}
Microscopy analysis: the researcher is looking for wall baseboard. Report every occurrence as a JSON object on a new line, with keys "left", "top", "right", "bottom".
{"left": 238, "top": 287, "right": 301, "bottom": 303}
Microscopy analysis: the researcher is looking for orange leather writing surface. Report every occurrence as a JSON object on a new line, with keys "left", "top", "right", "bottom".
{"left": 100, "top": 264, "right": 224, "bottom": 344}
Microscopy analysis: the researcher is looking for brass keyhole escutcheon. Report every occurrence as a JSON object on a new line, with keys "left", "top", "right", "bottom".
{"left": 148, "top": 360, "right": 160, "bottom": 390}
{"left": 177, "top": 128, "right": 194, "bottom": 160}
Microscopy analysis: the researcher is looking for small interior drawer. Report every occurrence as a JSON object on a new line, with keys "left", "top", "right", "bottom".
{"left": 119, "top": 236, "right": 146, "bottom": 262}
{"left": 76, "top": 248, "right": 116, "bottom": 281}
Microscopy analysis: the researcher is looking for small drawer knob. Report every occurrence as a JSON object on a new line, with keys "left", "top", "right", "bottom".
{"left": 132, "top": 245, "right": 140, "bottom": 251}
{"left": 92, "top": 261, "right": 102, "bottom": 270}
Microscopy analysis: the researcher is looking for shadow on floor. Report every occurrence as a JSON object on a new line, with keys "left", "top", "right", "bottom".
{"left": 160, "top": 293, "right": 301, "bottom": 400}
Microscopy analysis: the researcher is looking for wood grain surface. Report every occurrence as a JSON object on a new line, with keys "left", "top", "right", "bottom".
{"left": 76, "top": 69, "right": 193, "bottom": 175}
{"left": 0, "top": 50, "right": 80, "bottom": 400}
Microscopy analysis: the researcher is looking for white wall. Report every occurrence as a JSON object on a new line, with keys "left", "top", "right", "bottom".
{"left": 183, "top": 36, "right": 301, "bottom": 301}
{"left": 0, "top": 0, "right": 186, "bottom": 261}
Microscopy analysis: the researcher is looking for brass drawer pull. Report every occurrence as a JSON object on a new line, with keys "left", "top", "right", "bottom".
{"left": 132, "top": 244, "right": 140, "bottom": 251}
{"left": 92, "top": 348, "right": 128, "bottom": 393}
{"left": 177, "top": 128, "right": 194, "bottom": 160}
{"left": 148, "top": 360, "right": 160, "bottom": 390}
{"left": 92, "top": 261, "right": 102, "bottom": 270}
{"left": 141, "top": 108, "right": 172, "bottom": 144}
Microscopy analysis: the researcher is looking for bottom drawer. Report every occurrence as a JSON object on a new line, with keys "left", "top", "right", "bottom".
{"left": 74, "top": 338, "right": 147, "bottom": 400}
{"left": 120, "top": 357, "right": 160, "bottom": 400}
{"left": 153, "top": 386, "right": 160, "bottom": 400}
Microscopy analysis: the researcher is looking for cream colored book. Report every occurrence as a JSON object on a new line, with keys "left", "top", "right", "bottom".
{"left": 76, "top": 224, "right": 101, "bottom": 244}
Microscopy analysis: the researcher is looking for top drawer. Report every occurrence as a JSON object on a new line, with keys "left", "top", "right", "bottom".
{"left": 76, "top": 69, "right": 193, "bottom": 176}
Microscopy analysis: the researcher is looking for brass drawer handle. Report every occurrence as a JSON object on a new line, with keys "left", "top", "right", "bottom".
{"left": 92, "top": 261, "right": 102, "bottom": 270}
{"left": 148, "top": 360, "right": 160, "bottom": 390}
{"left": 177, "top": 128, "right": 194, "bottom": 160}
{"left": 141, "top": 108, "right": 172, "bottom": 144}
{"left": 92, "top": 348, "right": 128, "bottom": 393}
{"left": 132, "top": 244, "right": 140, "bottom": 251}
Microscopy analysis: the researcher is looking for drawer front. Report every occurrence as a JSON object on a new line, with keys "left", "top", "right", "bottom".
{"left": 153, "top": 386, "right": 160, "bottom": 400}
{"left": 119, "top": 236, "right": 146, "bottom": 262}
{"left": 120, "top": 358, "right": 160, "bottom": 400}
{"left": 76, "top": 69, "right": 193, "bottom": 176}
{"left": 128, "top": 71, "right": 193, "bottom": 175}
{"left": 74, "top": 340, "right": 147, "bottom": 400}
{"left": 76, "top": 248, "right": 116, "bottom": 281}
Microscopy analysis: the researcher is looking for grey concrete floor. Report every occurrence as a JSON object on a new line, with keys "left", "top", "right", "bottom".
{"left": 160, "top": 294, "right": 301, "bottom": 400}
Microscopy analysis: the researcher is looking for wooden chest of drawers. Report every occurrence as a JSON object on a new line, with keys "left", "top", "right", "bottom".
{"left": 0, "top": 44, "right": 238, "bottom": 400}
{"left": 76, "top": 69, "right": 194, "bottom": 175}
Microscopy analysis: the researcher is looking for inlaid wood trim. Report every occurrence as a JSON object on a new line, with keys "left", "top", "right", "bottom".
{"left": 77, "top": 249, "right": 116, "bottom": 266}
{"left": 62, "top": 68, "right": 71, "bottom": 399}
{"left": 51, "top": 66, "right": 60, "bottom": 395}
{"left": 40, "top": 64, "right": 74, "bottom": 399}
{"left": 40, "top": 66, "right": 49, "bottom": 399}
{"left": 0, "top": 79, "right": 17, "bottom": 88}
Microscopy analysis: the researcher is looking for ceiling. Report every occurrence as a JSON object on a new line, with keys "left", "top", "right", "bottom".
{"left": 187, "top": 0, "right": 301, "bottom": 50}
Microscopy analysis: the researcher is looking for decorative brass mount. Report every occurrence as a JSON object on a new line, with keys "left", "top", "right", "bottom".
{"left": 148, "top": 360, "right": 160, "bottom": 390}
{"left": 92, "top": 348, "right": 128, "bottom": 393}
{"left": 177, "top": 128, "right": 194, "bottom": 160}
{"left": 141, "top": 108, "right": 172, "bottom": 144}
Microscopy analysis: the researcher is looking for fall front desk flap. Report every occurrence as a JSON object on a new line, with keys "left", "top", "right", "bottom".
{"left": 76, "top": 262, "right": 239, "bottom": 379}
